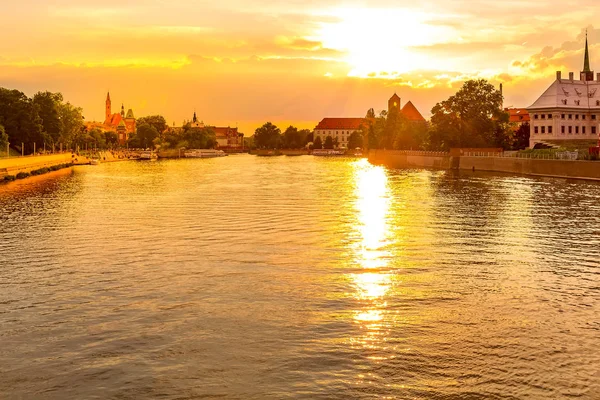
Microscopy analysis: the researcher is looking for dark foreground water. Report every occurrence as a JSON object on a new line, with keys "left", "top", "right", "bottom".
{"left": 1, "top": 155, "right": 599, "bottom": 399}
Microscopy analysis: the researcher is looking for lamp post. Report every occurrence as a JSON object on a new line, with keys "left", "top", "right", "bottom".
{"left": 6, "top": 142, "right": 9, "bottom": 158}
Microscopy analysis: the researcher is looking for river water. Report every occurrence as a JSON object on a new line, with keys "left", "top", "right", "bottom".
{"left": 1, "top": 155, "right": 599, "bottom": 399}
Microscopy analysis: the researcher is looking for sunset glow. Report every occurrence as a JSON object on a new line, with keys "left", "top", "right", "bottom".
{"left": 1, "top": 1, "right": 599, "bottom": 133}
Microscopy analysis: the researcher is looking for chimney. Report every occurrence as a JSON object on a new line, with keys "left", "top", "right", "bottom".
{"left": 557, "top": 71, "right": 562, "bottom": 80}
{"left": 569, "top": 72, "right": 574, "bottom": 80}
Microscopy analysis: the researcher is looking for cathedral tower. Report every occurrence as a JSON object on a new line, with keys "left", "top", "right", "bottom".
{"left": 388, "top": 93, "right": 401, "bottom": 114}
{"left": 581, "top": 30, "right": 594, "bottom": 81}
{"left": 105, "top": 92, "right": 111, "bottom": 122}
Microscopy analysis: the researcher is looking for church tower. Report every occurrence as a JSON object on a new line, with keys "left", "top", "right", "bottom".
{"left": 120, "top": 103, "right": 125, "bottom": 117}
{"left": 581, "top": 31, "right": 594, "bottom": 81}
{"left": 105, "top": 92, "right": 111, "bottom": 122}
{"left": 388, "top": 93, "right": 401, "bottom": 114}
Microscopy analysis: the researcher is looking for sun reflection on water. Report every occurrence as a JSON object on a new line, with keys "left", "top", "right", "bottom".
{"left": 350, "top": 159, "right": 393, "bottom": 337}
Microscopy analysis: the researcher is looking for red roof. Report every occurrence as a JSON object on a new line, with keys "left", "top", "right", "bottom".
{"left": 315, "top": 118, "right": 365, "bottom": 130}
{"left": 505, "top": 108, "right": 530, "bottom": 123}
{"left": 104, "top": 113, "right": 122, "bottom": 127}
{"left": 213, "top": 127, "right": 238, "bottom": 138}
{"left": 401, "top": 101, "right": 426, "bottom": 122}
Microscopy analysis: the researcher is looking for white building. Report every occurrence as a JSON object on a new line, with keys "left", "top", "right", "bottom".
{"left": 313, "top": 118, "right": 365, "bottom": 148}
{"left": 528, "top": 35, "right": 600, "bottom": 148}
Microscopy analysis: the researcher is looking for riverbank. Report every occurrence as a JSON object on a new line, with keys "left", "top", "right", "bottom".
{"left": 368, "top": 149, "right": 600, "bottom": 181}
{"left": 0, "top": 153, "right": 74, "bottom": 178}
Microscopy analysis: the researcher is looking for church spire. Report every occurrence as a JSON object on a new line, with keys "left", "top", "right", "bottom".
{"left": 584, "top": 30, "right": 591, "bottom": 72}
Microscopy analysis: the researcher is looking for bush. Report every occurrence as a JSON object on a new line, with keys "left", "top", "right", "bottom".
{"left": 4, "top": 175, "right": 15, "bottom": 181}
{"left": 16, "top": 172, "right": 30, "bottom": 179}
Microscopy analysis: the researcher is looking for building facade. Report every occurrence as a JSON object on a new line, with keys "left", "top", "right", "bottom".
{"left": 103, "top": 92, "right": 136, "bottom": 145}
{"left": 528, "top": 36, "right": 600, "bottom": 148}
{"left": 313, "top": 118, "right": 365, "bottom": 148}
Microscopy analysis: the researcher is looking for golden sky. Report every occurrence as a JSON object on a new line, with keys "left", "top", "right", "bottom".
{"left": 1, "top": 0, "right": 599, "bottom": 134}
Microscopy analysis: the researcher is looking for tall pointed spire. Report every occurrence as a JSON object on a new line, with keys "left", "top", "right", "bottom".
{"left": 584, "top": 29, "right": 591, "bottom": 72}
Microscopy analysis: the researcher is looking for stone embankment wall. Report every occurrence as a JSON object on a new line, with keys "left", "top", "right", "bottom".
{"left": 368, "top": 149, "right": 456, "bottom": 169}
{"left": 460, "top": 156, "right": 600, "bottom": 180}
{"left": 0, "top": 153, "right": 74, "bottom": 177}
{"left": 368, "top": 150, "right": 600, "bottom": 181}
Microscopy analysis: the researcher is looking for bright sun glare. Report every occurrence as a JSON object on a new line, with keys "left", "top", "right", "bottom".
{"left": 315, "top": 8, "right": 456, "bottom": 77}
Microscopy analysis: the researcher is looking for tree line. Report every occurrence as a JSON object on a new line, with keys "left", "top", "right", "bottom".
{"left": 359, "top": 79, "right": 524, "bottom": 151}
{"left": 248, "top": 80, "right": 526, "bottom": 153}
{"left": 0, "top": 88, "right": 84, "bottom": 154}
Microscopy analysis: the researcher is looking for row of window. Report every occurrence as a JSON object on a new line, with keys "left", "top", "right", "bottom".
{"left": 533, "top": 114, "right": 598, "bottom": 120}
{"left": 534, "top": 126, "right": 597, "bottom": 134}
{"left": 316, "top": 135, "right": 349, "bottom": 142}
{"left": 315, "top": 130, "right": 354, "bottom": 135}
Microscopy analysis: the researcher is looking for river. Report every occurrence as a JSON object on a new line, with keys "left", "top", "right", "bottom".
{"left": 1, "top": 155, "right": 599, "bottom": 399}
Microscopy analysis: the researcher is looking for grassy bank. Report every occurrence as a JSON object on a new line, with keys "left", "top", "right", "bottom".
{"left": 3, "top": 163, "right": 72, "bottom": 182}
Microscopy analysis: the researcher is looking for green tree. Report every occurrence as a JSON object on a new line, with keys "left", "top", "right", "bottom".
{"left": 302, "top": 129, "right": 313, "bottom": 145}
{"left": 33, "top": 91, "right": 63, "bottom": 148}
{"left": 347, "top": 131, "right": 363, "bottom": 149}
{"left": 313, "top": 136, "right": 323, "bottom": 149}
{"left": 58, "top": 102, "right": 84, "bottom": 149}
{"left": 182, "top": 125, "right": 217, "bottom": 149}
{"left": 137, "top": 115, "right": 167, "bottom": 135}
{"left": 104, "top": 131, "right": 118, "bottom": 147}
{"left": 366, "top": 108, "right": 376, "bottom": 119}
{"left": 429, "top": 79, "right": 509, "bottom": 150}
{"left": 136, "top": 123, "right": 160, "bottom": 149}
{"left": 0, "top": 88, "right": 43, "bottom": 154}
{"left": 513, "top": 123, "right": 530, "bottom": 150}
{"left": 0, "top": 124, "right": 8, "bottom": 152}
{"left": 254, "top": 122, "right": 282, "bottom": 149}
{"left": 283, "top": 125, "right": 305, "bottom": 149}
{"left": 88, "top": 128, "right": 106, "bottom": 149}
{"left": 324, "top": 136, "right": 334, "bottom": 149}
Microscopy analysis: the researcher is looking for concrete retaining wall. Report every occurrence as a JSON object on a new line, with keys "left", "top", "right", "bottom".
{"left": 0, "top": 153, "right": 74, "bottom": 177}
{"left": 460, "top": 156, "right": 600, "bottom": 180}
{"left": 367, "top": 150, "right": 600, "bottom": 181}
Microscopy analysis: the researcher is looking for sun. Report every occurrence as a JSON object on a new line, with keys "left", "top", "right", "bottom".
{"left": 313, "top": 8, "right": 457, "bottom": 77}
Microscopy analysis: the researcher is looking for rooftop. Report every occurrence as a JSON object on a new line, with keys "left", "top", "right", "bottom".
{"left": 315, "top": 118, "right": 365, "bottom": 130}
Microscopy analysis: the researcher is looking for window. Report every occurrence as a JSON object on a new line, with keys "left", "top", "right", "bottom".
{"left": 569, "top": 114, "right": 573, "bottom": 119}
{"left": 575, "top": 126, "right": 579, "bottom": 134}
{"left": 593, "top": 115, "right": 597, "bottom": 120}
{"left": 597, "top": 100, "right": 600, "bottom": 106}
{"left": 561, "top": 126, "right": 565, "bottom": 134}
{"left": 568, "top": 126, "right": 572, "bottom": 134}
{"left": 582, "top": 115, "right": 586, "bottom": 120}
{"left": 548, "top": 126, "right": 553, "bottom": 134}
{"left": 575, "top": 100, "right": 581, "bottom": 105}
{"left": 562, "top": 99, "right": 568, "bottom": 105}
{"left": 534, "top": 114, "right": 539, "bottom": 119}
{"left": 593, "top": 126, "right": 597, "bottom": 134}
{"left": 541, "top": 114, "right": 546, "bottom": 119}
{"left": 576, "top": 114, "right": 579, "bottom": 120}
{"left": 541, "top": 126, "right": 545, "bottom": 134}
{"left": 561, "top": 114, "right": 565, "bottom": 119}
{"left": 582, "top": 126, "right": 586, "bottom": 134}
{"left": 534, "top": 126, "right": 539, "bottom": 134}
{"left": 548, "top": 114, "right": 552, "bottom": 119}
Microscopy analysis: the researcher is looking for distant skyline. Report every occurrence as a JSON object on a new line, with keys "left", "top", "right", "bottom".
{"left": 1, "top": 0, "right": 600, "bottom": 134}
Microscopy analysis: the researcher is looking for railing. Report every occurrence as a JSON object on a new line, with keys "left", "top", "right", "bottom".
{"left": 464, "top": 151, "right": 581, "bottom": 160}
{"left": 374, "top": 150, "right": 449, "bottom": 157}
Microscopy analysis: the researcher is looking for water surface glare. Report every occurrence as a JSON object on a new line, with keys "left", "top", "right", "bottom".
{"left": 1, "top": 155, "right": 599, "bottom": 399}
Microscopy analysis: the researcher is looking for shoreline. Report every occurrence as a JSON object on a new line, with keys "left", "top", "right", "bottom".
{"left": 368, "top": 149, "right": 600, "bottom": 182}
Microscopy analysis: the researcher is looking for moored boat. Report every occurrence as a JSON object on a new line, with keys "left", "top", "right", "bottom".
{"left": 184, "top": 149, "right": 227, "bottom": 158}
{"left": 139, "top": 151, "right": 158, "bottom": 160}
{"left": 312, "top": 149, "right": 345, "bottom": 156}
